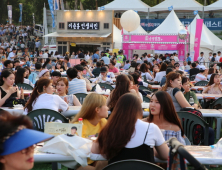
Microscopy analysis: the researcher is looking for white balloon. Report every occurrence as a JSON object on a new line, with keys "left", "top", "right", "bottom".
{"left": 120, "top": 10, "right": 140, "bottom": 32}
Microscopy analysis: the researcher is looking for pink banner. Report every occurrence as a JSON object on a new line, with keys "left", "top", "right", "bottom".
{"left": 122, "top": 43, "right": 178, "bottom": 50}
{"left": 130, "top": 35, "right": 178, "bottom": 42}
{"left": 194, "top": 19, "right": 203, "bottom": 61}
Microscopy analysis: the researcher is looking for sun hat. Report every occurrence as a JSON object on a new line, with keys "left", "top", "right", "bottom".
{"left": 0, "top": 128, "right": 53, "bottom": 156}
{"left": 39, "top": 69, "right": 49, "bottom": 78}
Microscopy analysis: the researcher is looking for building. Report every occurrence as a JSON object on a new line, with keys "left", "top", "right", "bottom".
{"left": 44, "top": 10, "right": 114, "bottom": 55}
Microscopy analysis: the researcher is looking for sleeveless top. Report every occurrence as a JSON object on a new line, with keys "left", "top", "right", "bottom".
{"left": 0, "top": 87, "right": 17, "bottom": 99}
{"left": 166, "top": 87, "right": 182, "bottom": 112}
{"left": 59, "top": 95, "right": 74, "bottom": 106}
{"left": 108, "top": 123, "right": 154, "bottom": 164}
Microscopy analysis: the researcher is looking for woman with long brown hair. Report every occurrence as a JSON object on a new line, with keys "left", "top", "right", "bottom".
{"left": 106, "top": 74, "right": 142, "bottom": 111}
{"left": 144, "top": 91, "right": 185, "bottom": 145}
{"left": 24, "top": 78, "right": 68, "bottom": 115}
{"left": 92, "top": 93, "right": 169, "bottom": 164}
{"left": 203, "top": 73, "right": 222, "bottom": 95}
{"left": 162, "top": 72, "right": 192, "bottom": 112}
{"left": 139, "top": 63, "right": 153, "bottom": 81}
{"left": 154, "top": 62, "right": 167, "bottom": 83}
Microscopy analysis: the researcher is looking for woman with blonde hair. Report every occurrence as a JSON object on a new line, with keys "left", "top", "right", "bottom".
{"left": 56, "top": 77, "right": 81, "bottom": 106}
{"left": 71, "top": 93, "right": 108, "bottom": 138}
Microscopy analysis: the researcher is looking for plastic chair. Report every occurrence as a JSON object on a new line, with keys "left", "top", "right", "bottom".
{"left": 74, "top": 93, "right": 88, "bottom": 104}
{"left": 194, "top": 81, "right": 208, "bottom": 87}
{"left": 143, "top": 96, "right": 150, "bottom": 103}
{"left": 177, "top": 111, "right": 209, "bottom": 145}
{"left": 27, "top": 109, "right": 69, "bottom": 132}
{"left": 103, "top": 160, "right": 164, "bottom": 170}
{"left": 209, "top": 97, "right": 222, "bottom": 109}
{"left": 189, "top": 75, "right": 196, "bottom": 81}
{"left": 139, "top": 85, "right": 152, "bottom": 93}
{"left": 92, "top": 83, "right": 114, "bottom": 91}
{"left": 16, "top": 83, "right": 34, "bottom": 90}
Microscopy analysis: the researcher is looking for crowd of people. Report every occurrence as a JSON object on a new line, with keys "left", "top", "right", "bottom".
{"left": 0, "top": 24, "right": 222, "bottom": 170}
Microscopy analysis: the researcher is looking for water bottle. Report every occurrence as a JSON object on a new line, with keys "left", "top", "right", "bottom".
{"left": 189, "top": 96, "right": 194, "bottom": 105}
{"left": 78, "top": 118, "right": 83, "bottom": 125}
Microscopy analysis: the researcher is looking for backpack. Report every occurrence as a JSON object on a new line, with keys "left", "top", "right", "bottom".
{"left": 28, "top": 72, "right": 38, "bottom": 84}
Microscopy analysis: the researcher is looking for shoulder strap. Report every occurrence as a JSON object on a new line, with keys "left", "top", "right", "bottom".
{"left": 143, "top": 123, "right": 150, "bottom": 144}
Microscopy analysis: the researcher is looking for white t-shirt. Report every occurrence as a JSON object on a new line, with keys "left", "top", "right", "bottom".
{"left": 85, "top": 54, "right": 90, "bottom": 61}
{"left": 8, "top": 52, "right": 15, "bottom": 61}
{"left": 197, "top": 57, "right": 205, "bottom": 65}
{"left": 42, "top": 53, "right": 48, "bottom": 59}
{"left": 125, "top": 119, "right": 165, "bottom": 148}
{"left": 141, "top": 72, "right": 153, "bottom": 81}
{"left": 215, "top": 56, "right": 220, "bottom": 62}
{"left": 23, "top": 93, "right": 69, "bottom": 115}
{"left": 154, "top": 71, "right": 166, "bottom": 83}
{"left": 174, "top": 56, "right": 179, "bottom": 62}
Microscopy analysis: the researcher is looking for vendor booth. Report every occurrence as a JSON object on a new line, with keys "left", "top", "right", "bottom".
{"left": 122, "top": 34, "right": 190, "bottom": 60}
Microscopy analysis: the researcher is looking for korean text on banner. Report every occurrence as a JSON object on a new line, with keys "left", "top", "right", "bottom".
{"left": 19, "top": 3, "right": 23, "bottom": 23}
{"left": 48, "top": 0, "right": 55, "bottom": 28}
{"left": 194, "top": 19, "right": 203, "bottom": 61}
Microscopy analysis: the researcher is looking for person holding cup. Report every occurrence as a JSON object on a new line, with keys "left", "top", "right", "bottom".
{"left": 56, "top": 77, "right": 81, "bottom": 106}
{"left": 95, "top": 67, "right": 113, "bottom": 84}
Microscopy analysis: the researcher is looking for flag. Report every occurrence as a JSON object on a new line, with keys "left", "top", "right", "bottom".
{"left": 194, "top": 19, "right": 203, "bottom": 61}
{"left": 60, "top": 0, "right": 64, "bottom": 10}
{"left": 168, "top": 6, "right": 173, "bottom": 11}
{"left": 48, "top": 0, "right": 55, "bottom": 28}
{"left": 100, "top": 6, "right": 105, "bottom": 10}
{"left": 54, "top": 0, "right": 60, "bottom": 10}
{"left": 19, "top": 3, "right": 23, "bottom": 22}
{"left": 7, "top": 5, "right": 12, "bottom": 24}
{"left": 194, "top": 10, "right": 198, "bottom": 15}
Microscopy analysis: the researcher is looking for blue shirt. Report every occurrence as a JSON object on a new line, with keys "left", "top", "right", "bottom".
{"left": 23, "top": 61, "right": 31, "bottom": 68}
{"left": 123, "top": 63, "right": 130, "bottom": 70}
{"left": 186, "top": 56, "right": 191, "bottom": 62}
{"left": 92, "top": 54, "right": 99, "bottom": 61}
{"left": 101, "top": 56, "right": 110, "bottom": 65}
{"left": 68, "top": 78, "right": 87, "bottom": 95}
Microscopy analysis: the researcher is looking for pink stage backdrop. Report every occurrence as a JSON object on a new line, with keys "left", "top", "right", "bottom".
{"left": 194, "top": 19, "right": 203, "bottom": 61}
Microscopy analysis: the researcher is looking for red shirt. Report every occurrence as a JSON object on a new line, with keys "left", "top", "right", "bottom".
{"left": 109, "top": 67, "right": 119, "bottom": 73}
{"left": 219, "top": 57, "right": 222, "bottom": 62}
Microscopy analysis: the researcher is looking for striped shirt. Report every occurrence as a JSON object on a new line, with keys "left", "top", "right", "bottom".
{"left": 68, "top": 78, "right": 87, "bottom": 95}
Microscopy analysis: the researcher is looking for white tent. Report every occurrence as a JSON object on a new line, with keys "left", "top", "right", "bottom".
{"left": 150, "top": 0, "right": 203, "bottom": 12}
{"left": 99, "top": 0, "right": 150, "bottom": 12}
{"left": 123, "top": 25, "right": 148, "bottom": 34}
{"left": 188, "top": 14, "right": 222, "bottom": 56}
{"left": 204, "top": 0, "right": 222, "bottom": 11}
{"left": 149, "top": 10, "right": 185, "bottom": 34}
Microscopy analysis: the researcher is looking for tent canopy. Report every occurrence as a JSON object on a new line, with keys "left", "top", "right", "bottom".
{"left": 99, "top": 0, "right": 150, "bottom": 12}
{"left": 204, "top": 0, "right": 222, "bottom": 11}
{"left": 149, "top": 10, "right": 185, "bottom": 35}
{"left": 150, "top": 0, "right": 203, "bottom": 12}
{"left": 188, "top": 14, "right": 222, "bottom": 52}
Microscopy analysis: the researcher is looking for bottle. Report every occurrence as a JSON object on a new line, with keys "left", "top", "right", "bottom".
{"left": 78, "top": 118, "right": 83, "bottom": 125}
{"left": 189, "top": 96, "right": 194, "bottom": 105}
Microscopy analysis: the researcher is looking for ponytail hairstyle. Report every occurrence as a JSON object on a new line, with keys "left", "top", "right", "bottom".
{"left": 0, "top": 69, "right": 14, "bottom": 86}
{"left": 25, "top": 78, "right": 52, "bottom": 113}
{"left": 0, "top": 110, "right": 33, "bottom": 170}
{"left": 42, "top": 58, "right": 51, "bottom": 69}
{"left": 15, "top": 67, "right": 26, "bottom": 84}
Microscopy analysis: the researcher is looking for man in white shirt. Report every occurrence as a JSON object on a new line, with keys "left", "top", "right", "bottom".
{"left": 42, "top": 49, "right": 48, "bottom": 59}
{"left": 197, "top": 52, "right": 205, "bottom": 65}
{"left": 216, "top": 51, "right": 221, "bottom": 62}
{"left": 194, "top": 65, "right": 207, "bottom": 82}
{"left": 208, "top": 52, "right": 213, "bottom": 61}
{"left": 174, "top": 53, "right": 179, "bottom": 62}
{"left": 35, "top": 41, "right": 40, "bottom": 51}
{"left": 8, "top": 48, "right": 17, "bottom": 61}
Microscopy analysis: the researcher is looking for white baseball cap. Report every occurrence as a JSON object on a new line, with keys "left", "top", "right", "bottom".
{"left": 199, "top": 65, "right": 206, "bottom": 71}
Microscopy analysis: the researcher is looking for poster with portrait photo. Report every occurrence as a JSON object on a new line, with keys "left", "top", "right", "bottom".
{"left": 44, "top": 122, "right": 83, "bottom": 137}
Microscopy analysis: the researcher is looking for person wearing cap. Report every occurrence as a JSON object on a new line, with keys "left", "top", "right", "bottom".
{"left": 197, "top": 52, "right": 205, "bottom": 65}
{"left": 95, "top": 67, "right": 113, "bottom": 84}
{"left": 194, "top": 65, "right": 207, "bottom": 82}
{"left": 0, "top": 111, "right": 53, "bottom": 170}
{"left": 8, "top": 48, "right": 17, "bottom": 61}
{"left": 105, "top": 49, "right": 110, "bottom": 58}
{"left": 34, "top": 69, "right": 50, "bottom": 87}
